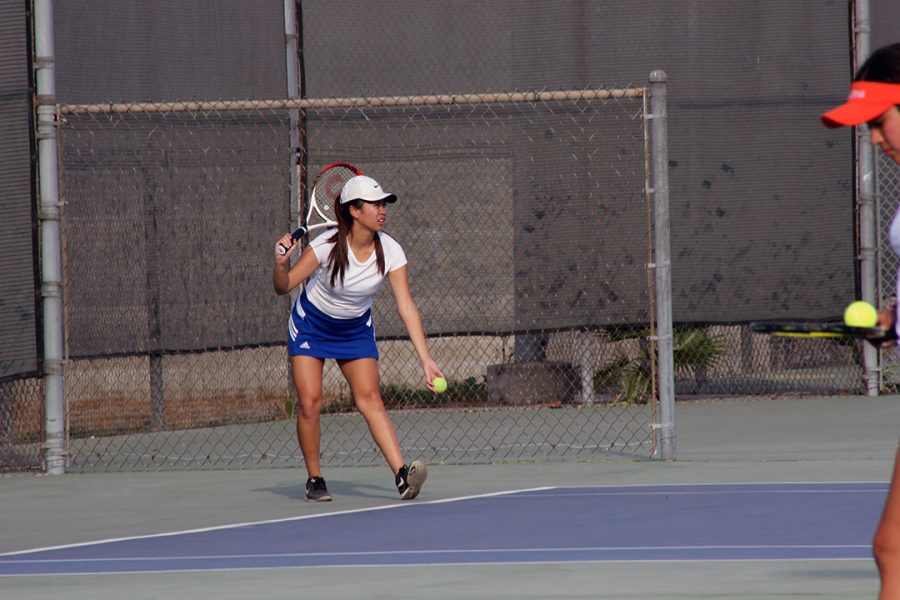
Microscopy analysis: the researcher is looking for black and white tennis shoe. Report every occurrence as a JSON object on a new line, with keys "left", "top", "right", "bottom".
{"left": 396, "top": 460, "right": 427, "bottom": 500}
{"left": 305, "top": 476, "right": 332, "bottom": 502}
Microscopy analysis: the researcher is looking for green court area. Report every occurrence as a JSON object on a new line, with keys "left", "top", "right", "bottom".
{"left": 2, "top": 394, "right": 897, "bottom": 599}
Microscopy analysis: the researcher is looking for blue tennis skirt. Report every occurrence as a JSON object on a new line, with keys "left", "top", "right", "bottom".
{"left": 288, "top": 291, "right": 378, "bottom": 360}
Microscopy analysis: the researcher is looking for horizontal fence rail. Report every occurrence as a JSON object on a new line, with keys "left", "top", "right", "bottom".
{"left": 57, "top": 88, "right": 645, "bottom": 115}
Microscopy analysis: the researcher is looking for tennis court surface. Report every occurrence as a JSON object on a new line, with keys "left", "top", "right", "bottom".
{"left": 2, "top": 394, "right": 898, "bottom": 598}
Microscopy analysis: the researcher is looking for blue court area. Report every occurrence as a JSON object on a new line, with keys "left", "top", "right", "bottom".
{"left": 0, "top": 482, "right": 885, "bottom": 576}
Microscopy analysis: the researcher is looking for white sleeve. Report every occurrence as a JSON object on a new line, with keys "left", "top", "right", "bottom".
{"left": 894, "top": 265, "right": 900, "bottom": 344}
{"left": 309, "top": 229, "right": 336, "bottom": 264}
{"left": 380, "top": 233, "right": 408, "bottom": 272}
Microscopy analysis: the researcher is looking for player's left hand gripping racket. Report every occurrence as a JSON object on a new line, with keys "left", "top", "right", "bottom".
{"left": 277, "top": 162, "right": 362, "bottom": 255}
{"left": 750, "top": 321, "right": 898, "bottom": 345}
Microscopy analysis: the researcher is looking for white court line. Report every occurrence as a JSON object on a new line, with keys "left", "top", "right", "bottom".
{"left": 0, "top": 557, "right": 876, "bottom": 579}
{"left": 487, "top": 481, "right": 889, "bottom": 499}
{"left": 0, "top": 486, "right": 555, "bottom": 557}
{"left": 0, "top": 544, "right": 872, "bottom": 565}
{"left": 513, "top": 489, "right": 886, "bottom": 497}
{"left": 549, "top": 480, "right": 889, "bottom": 489}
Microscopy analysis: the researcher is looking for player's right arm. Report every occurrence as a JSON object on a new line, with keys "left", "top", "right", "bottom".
{"left": 878, "top": 304, "right": 898, "bottom": 346}
{"left": 273, "top": 243, "right": 320, "bottom": 295}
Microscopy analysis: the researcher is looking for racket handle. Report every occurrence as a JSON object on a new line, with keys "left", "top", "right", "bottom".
{"left": 867, "top": 326, "right": 899, "bottom": 346}
{"left": 276, "top": 227, "right": 308, "bottom": 255}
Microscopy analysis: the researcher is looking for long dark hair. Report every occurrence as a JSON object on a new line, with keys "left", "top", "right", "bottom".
{"left": 327, "top": 198, "right": 385, "bottom": 287}
{"left": 855, "top": 43, "right": 900, "bottom": 83}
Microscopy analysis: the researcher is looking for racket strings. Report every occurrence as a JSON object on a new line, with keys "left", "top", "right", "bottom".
{"left": 304, "top": 165, "right": 360, "bottom": 228}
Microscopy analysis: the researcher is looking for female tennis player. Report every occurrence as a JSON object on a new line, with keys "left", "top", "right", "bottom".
{"left": 822, "top": 41, "right": 900, "bottom": 599}
{"left": 273, "top": 174, "right": 444, "bottom": 502}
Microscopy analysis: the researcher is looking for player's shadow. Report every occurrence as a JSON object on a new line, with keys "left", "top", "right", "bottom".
{"left": 258, "top": 479, "right": 396, "bottom": 501}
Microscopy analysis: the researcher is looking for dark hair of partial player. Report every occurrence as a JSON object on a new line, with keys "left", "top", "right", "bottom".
{"left": 326, "top": 197, "right": 386, "bottom": 287}
{"left": 855, "top": 42, "right": 900, "bottom": 83}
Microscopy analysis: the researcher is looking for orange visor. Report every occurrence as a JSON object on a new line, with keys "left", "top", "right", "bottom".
{"left": 822, "top": 81, "right": 900, "bottom": 128}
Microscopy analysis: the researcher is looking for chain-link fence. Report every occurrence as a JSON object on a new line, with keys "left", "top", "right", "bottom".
{"left": 3, "top": 84, "right": 882, "bottom": 474}
{"left": 3, "top": 91, "right": 883, "bottom": 473}
{"left": 879, "top": 153, "right": 900, "bottom": 390}
{"left": 0, "top": 377, "right": 43, "bottom": 472}
{"left": 50, "top": 88, "right": 665, "bottom": 471}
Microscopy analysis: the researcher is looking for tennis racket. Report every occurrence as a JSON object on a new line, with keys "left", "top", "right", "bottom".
{"left": 277, "top": 162, "right": 362, "bottom": 255}
{"left": 750, "top": 321, "right": 897, "bottom": 344}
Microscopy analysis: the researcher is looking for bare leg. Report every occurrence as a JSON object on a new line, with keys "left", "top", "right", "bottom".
{"left": 876, "top": 445, "right": 900, "bottom": 600}
{"left": 290, "top": 355, "right": 325, "bottom": 478}
{"left": 338, "top": 358, "right": 405, "bottom": 473}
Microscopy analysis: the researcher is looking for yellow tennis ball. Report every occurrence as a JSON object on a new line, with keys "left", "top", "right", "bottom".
{"left": 432, "top": 377, "right": 447, "bottom": 394}
{"left": 844, "top": 301, "right": 878, "bottom": 327}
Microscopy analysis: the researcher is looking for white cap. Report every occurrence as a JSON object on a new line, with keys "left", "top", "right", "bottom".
{"left": 340, "top": 175, "right": 397, "bottom": 204}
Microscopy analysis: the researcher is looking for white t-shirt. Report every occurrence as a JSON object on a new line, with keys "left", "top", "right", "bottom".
{"left": 891, "top": 210, "right": 900, "bottom": 341}
{"left": 303, "top": 229, "right": 407, "bottom": 319}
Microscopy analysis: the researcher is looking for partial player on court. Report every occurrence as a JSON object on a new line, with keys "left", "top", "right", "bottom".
{"left": 819, "top": 41, "right": 900, "bottom": 600}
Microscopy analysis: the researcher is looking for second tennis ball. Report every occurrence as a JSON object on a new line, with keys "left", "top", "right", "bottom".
{"left": 432, "top": 377, "right": 447, "bottom": 394}
{"left": 844, "top": 301, "right": 878, "bottom": 327}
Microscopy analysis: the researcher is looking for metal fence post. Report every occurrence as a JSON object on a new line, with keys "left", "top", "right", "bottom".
{"left": 853, "top": 0, "right": 880, "bottom": 396}
{"left": 285, "top": 0, "right": 301, "bottom": 224}
{"left": 34, "top": 0, "right": 66, "bottom": 474}
{"left": 649, "top": 70, "right": 676, "bottom": 460}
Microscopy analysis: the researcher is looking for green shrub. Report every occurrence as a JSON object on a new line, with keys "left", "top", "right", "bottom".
{"left": 594, "top": 327, "right": 727, "bottom": 403}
